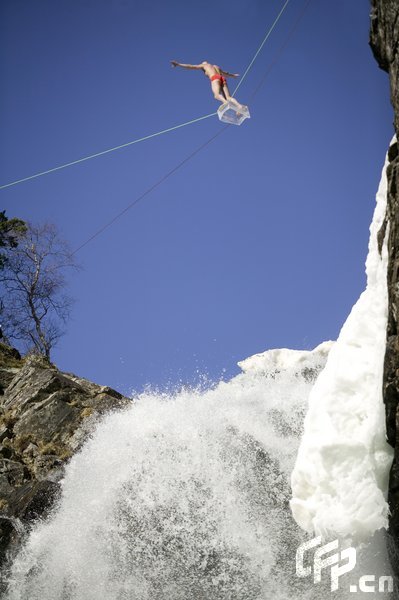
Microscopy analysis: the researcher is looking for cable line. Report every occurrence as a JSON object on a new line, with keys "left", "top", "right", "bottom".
{"left": 0, "top": 0, "right": 291, "bottom": 191}
{"left": 232, "top": 0, "right": 291, "bottom": 97}
{"left": 72, "top": 0, "right": 312, "bottom": 256}
{"left": 0, "top": 112, "right": 216, "bottom": 191}
{"left": 249, "top": 0, "right": 312, "bottom": 102}
{"left": 72, "top": 126, "right": 229, "bottom": 255}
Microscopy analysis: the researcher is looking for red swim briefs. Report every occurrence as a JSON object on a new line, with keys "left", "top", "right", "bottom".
{"left": 210, "top": 74, "right": 227, "bottom": 85}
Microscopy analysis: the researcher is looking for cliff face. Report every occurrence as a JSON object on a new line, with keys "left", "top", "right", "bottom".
{"left": 0, "top": 343, "right": 129, "bottom": 571}
{"left": 369, "top": 0, "right": 399, "bottom": 583}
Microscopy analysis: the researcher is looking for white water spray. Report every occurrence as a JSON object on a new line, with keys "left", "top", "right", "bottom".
{"left": 4, "top": 346, "right": 330, "bottom": 600}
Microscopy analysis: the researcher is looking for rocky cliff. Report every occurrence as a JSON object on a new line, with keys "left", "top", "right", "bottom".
{"left": 0, "top": 343, "right": 129, "bottom": 572}
{"left": 369, "top": 0, "right": 399, "bottom": 587}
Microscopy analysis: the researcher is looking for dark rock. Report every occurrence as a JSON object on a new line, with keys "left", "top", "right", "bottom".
{"left": 9, "top": 480, "right": 61, "bottom": 523}
{"left": 0, "top": 347, "right": 130, "bottom": 565}
{"left": 0, "top": 446, "right": 14, "bottom": 461}
{"left": 370, "top": 0, "right": 399, "bottom": 132}
{"left": 0, "top": 343, "right": 22, "bottom": 397}
{"left": 0, "top": 516, "right": 18, "bottom": 554}
{"left": 370, "top": 0, "right": 399, "bottom": 593}
{"left": 3, "top": 356, "right": 83, "bottom": 413}
{"left": 0, "top": 459, "right": 26, "bottom": 483}
{"left": 13, "top": 392, "right": 81, "bottom": 444}
{"left": 0, "top": 516, "right": 22, "bottom": 569}
{"left": 0, "top": 426, "right": 10, "bottom": 444}
{"left": 389, "top": 141, "right": 399, "bottom": 162}
{"left": 0, "top": 344, "right": 21, "bottom": 365}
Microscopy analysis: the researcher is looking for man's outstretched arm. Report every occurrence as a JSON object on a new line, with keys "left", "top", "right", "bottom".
{"left": 220, "top": 69, "right": 239, "bottom": 78}
{"left": 171, "top": 61, "right": 203, "bottom": 70}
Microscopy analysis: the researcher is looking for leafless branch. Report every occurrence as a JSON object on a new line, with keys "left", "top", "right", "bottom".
{"left": 0, "top": 222, "right": 79, "bottom": 359}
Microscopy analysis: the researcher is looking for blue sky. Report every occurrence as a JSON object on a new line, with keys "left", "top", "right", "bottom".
{"left": 0, "top": 0, "right": 393, "bottom": 394}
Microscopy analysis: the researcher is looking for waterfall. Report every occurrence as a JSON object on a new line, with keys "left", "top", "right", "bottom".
{"left": 3, "top": 345, "right": 332, "bottom": 600}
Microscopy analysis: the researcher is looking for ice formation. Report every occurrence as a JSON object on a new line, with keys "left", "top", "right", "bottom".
{"left": 290, "top": 146, "right": 394, "bottom": 540}
{"left": 217, "top": 100, "right": 250, "bottom": 125}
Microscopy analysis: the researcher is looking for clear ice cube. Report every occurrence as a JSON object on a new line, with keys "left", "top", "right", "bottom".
{"left": 217, "top": 100, "right": 250, "bottom": 125}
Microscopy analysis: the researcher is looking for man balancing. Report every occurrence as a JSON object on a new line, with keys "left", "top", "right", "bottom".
{"left": 171, "top": 60, "right": 243, "bottom": 109}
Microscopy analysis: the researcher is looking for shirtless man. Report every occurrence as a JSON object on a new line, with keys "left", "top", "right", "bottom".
{"left": 171, "top": 60, "right": 243, "bottom": 108}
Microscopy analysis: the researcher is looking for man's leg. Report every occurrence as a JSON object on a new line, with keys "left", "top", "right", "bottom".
{"left": 222, "top": 84, "right": 243, "bottom": 109}
{"left": 211, "top": 81, "right": 227, "bottom": 104}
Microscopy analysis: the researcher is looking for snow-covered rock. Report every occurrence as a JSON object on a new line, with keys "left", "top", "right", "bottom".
{"left": 290, "top": 149, "right": 394, "bottom": 541}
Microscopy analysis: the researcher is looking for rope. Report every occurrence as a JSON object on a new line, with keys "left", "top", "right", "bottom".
{"left": 72, "top": 125, "right": 229, "bottom": 255}
{"left": 0, "top": 0, "right": 291, "bottom": 192}
{"left": 249, "top": 0, "right": 312, "bottom": 102}
{"left": 0, "top": 112, "right": 216, "bottom": 191}
{"left": 232, "top": 0, "right": 291, "bottom": 96}
{"left": 72, "top": 0, "right": 311, "bottom": 256}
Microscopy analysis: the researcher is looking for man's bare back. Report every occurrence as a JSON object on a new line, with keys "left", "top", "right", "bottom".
{"left": 171, "top": 60, "right": 242, "bottom": 107}
{"left": 201, "top": 62, "right": 225, "bottom": 79}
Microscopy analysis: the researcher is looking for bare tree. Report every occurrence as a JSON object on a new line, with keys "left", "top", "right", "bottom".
{"left": 0, "top": 223, "right": 78, "bottom": 360}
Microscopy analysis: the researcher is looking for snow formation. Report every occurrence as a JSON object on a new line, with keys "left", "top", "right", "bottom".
{"left": 290, "top": 147, "right": 394, "bottom": 540}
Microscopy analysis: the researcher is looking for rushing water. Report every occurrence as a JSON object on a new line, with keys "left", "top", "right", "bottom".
{"left": 1, "top": 347, "right": 391, "bottom": 599}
